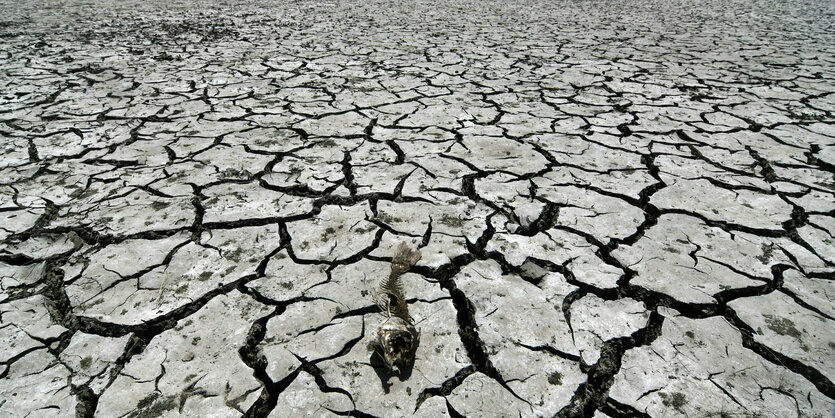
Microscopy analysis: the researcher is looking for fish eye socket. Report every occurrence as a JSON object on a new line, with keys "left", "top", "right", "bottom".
{"left": 389, "top": 334, "right": 412, "bottom": 352}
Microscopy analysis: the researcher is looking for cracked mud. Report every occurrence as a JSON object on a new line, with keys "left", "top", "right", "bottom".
{"left": 1, "top": 0, "right": 834, "bottom": 416}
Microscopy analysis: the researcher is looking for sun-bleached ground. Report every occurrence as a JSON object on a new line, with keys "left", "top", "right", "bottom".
{"left": 1, "top": 0, "right": 834, "bottom": 416}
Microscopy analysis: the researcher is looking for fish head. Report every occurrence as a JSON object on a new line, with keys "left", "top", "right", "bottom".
{"left": 377, "top": 317, "right": 418, "bottom": 372}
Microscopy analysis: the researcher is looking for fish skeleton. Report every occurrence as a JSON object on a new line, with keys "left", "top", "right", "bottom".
{"left": 373, "top": 242, "right": 422, "bottom": 373}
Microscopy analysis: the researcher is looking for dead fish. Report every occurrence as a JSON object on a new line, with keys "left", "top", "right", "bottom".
{"left": 373, "top": 242, "right": 422, "bottom": 373}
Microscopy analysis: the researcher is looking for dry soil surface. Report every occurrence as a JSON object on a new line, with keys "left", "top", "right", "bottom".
{"left": 1, "top": 0, "right": 834, "bottom": 417}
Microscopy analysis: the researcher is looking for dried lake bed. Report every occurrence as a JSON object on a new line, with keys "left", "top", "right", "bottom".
{"left": 0, "top": 0, "right": 834, "bottom": 416}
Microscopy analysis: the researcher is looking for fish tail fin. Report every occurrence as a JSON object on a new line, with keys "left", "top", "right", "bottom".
{"left": 391, "top": 242, "right": 421, "bottom": 276}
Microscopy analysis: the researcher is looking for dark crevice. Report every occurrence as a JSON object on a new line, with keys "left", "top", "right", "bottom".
{"left": 600, "top": 396, "right": 651, "bottom": 417}
{"left": 72, "top": 383, "right": 99, "bottom": 418}
{"left": 238, "top": 308, "right": 284, "bottom": 417}
{"left": 515, "top": 341, "right": 582, "bottom": 363}
{"left": 556, "top": 311, "right": 664, "bottom": 417}
{"left": 724, "top": 309, "right": 835, "bottom": 399}
{"left": 414, "top": 365, "right": 476, "bottom": 411}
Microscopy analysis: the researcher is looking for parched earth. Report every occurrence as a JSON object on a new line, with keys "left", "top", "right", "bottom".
{"left": 1, "top": 0, "right": 834, "bottom": 416}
